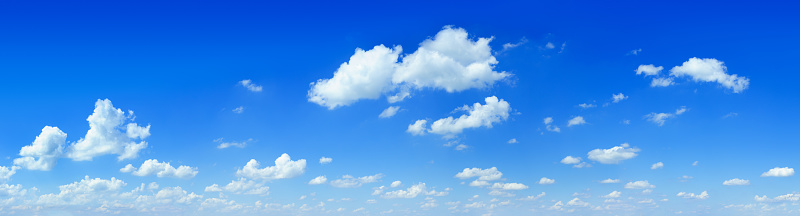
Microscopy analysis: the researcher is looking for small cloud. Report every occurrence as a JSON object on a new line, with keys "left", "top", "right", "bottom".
{"left": 567, "top": 116, "right": 586, "bottom": 127}
{"left": 214, "top": 138, "right": 252, "bottom": 149}
{"left": 651, "top": 162, "right": 664, "bottom": 170}
{"left": 723, "top": 178, "right": 750, "bottom": 186}
{"left": 232, "top": 106, "right": 245, "bottom": 114}
{"left": 723, "top": 112, "right": 738, "bottom": 119}
{"left": 627, "top": 48, "right": 642, "bottom": 56}
{"left": 239, "top": 79, "right": 263, "bottom": 92}
{"left": 319, "top": 157, "right": 333, "bottom": 165}
{"left": 611, "top": 93, "right": 628, "bottom": 103}
{"left": 507, "top": 138, "right": 518, "bottom": 144}
{"left": 538, "top": 177, "right": 555, "bottom": 185}
{"left": 379, "top": 106, "right": 401, "bottom": 118}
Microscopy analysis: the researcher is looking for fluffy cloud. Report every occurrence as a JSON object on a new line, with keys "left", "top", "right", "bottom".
{"left": 236, "top": 154, "right": 307, "bottom": 181}
{"left": 65, "top": 99, "right": 150, "bottom": 161}
{"left": 0, "top": 166, "right": 19, "bottom": 182}
{"left": 561, "top": 156, "right": 581, "bottom": 164}
{"left": 651, "top": 77, "right": 674, "bottom": 87}
{"left": 645, "top": 106, "right": 688, "bottom": 126}
{"left": 538, "top": 177, "right": 555, "bottom": 185}
{"left": 636, "top": 64, "right": 663, "bottom": 76}
{"left": 455, "top": 167, "right": 503, "bottom": 181}
{"left": 378, "top": 106, "right": 400, "bottom": 118}
{"left": 544, "top": 117, "right": 554, "bottom": 125}
{"left": 406, "top": 120, "right": 428, "bottom": 136}
{"left": 723, "top": 178, "right": 750, "bottom": 186}
{"left": 602, "top": 191, "right": 621, "bottom": 198}
{"left": 308, "top": 26, "right": 510, "bottom": 109}
{"left": 507, "top": 138, "right": 518, "bottom": 144}
{"left": 204, "top": 178, "right": 269, "bottom": 195}
{"left": 381, "top": 183, "right": 448, "bottom": 199}
{"left": 214, "top": 138, "right": 251, "bottom": 149}
{"left": 587, "top": 143, "right": 639, "bottom": 164}
{"left": 38, "top": 176, "right": 126, "bottom": 205}
{"left": 13, "top": 126, "right": 67, "bottom": 171}
{"left": 651, "top": 162, "right": 664, "bottom": 170}
{"left": 239, "top": 79, "right": 263, "bottom": 92}
{"left": 391, "top": 181, "right": 402, "bottom": 188}
{"left": 670, "top": 58, "right": 749, "bottom": 93}
{"left": 418, "top": 96, "right": 511, "bottom": 137}
{"left": 308, "top": 176, "right": 328, "bottom": 185}
{"left": 491, "top": 183, "right": 529, "bottom": 190}
{"left": 120, "top": 159, "right": 198, "bottom": 179}
{"left": 611, "top": 93, "right": 628, "bottom": 103}
{"left": 677, "top": 191, "right": 709, "bottom": 200}
{"left": 624, "top": 180, "right": 655, "bottom": 189}
{"left": 755, "top": 193, "right": 800, "bottom": 202}
{"left": 761, "top": 167, "right": 794, "bottom": 177}
{"left": 567, "top": 116, "right": 586, "bottom": 127}
{"left": 330, "top": 174, "right": 383, "bottom": 188}
{"left": 319, "top": 157, "right": 332, "bottom": 165}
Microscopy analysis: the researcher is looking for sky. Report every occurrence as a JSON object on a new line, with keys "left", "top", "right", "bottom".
{"left": 1, "top": 0, "right": 799, "bottom": 215}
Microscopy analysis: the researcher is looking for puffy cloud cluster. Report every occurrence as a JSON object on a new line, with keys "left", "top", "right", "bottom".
{"left": 308, "top": 176, "right": 327, "bottom": 185}
{"left": 637, "top": 58, "right": 749, "bottom": 93}
{"left": 408, "top": 96, "right": 510, "bottom": 138}
{"left": 543, "top": 117, "right": 560, "bottom": 132}
{"left": 38, "top": 176, "right": 126, "bottom": 205}
{"left": 329, "top": 174, "right": 384, "bottom": 188}
{"left": 308, "top": 26, "right": 510, "bottom": 109}
{"left": 538, "top": 177, "right": 555, "bottom": 185}
{"left": 236, "top": 154, "right": 307, "bottom": 181}
{"left": 761, "top": 167, "right": 794, "bottom": 177}
{"left": 587, "top": 143, "right": 640, "bottom": 164}
{"left": 677, "top": 191, "right": 709, "bottom": 200}
{"left": 120, "top": 159, "right": 198, "bottom": 179}
{"left": 0, "top": 166, "right": 19, "bottom": 182}
{"left": 455, "top": 167, "right": 503, "bottom": 186}
{"left": 611, "top": 93, "right": 628, "bottom": 103}
{"left": 13, "top": 126, "right": 67, "bottom": 171}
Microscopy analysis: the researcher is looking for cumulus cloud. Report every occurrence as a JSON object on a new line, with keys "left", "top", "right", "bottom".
{"left": 308, "top": 176, "right": 327, "bottom": 185}
{"left": 624, "top": 180, "right": 655, "bottom": 189}
{"left": 319, "top": 157, "right": 332, "bottom": 164}
{"left": 602, "top": 191, "right": 621, "bottom": 198}
{"left": 13, "top": 126, "right": 67, "bottom": 171}
{"left": 204, "top": 178, "right": 269, "bottom": 195}
{"left": 544, "top": 117, "right": 554, "bottom": 125}
{"left": 239, "top": 79, "right": 263, "bottom": 92}
{"left": 381, "top": 183, "right": 448, "bottom": 199}
{"left": 0, "top": 166, "right": 19, "bottom": 182}
{"left": 561, "top": 156, "right": 581, "bottom": 164}
{"left": 538, "top": 177, "right": 555, "bottom": 185}
{"left": 644, "top": 106, "right": 687, "bottom": 126}
{"left": 507, "top": 138, "right": 518, "bottom": 144}
{"left": 330, "top": 174, "right": 384, "bottom": 188}
{"left": 455, "top": 167, "right": 503, "bottom": 181}
{"left": 677, "top": 191, "right": 709, "bottom": 200}
{"left": 120, "top": 159, "right": 198, "bottom": 179}
{"left": 491, "top": 182, "right": 529, "bottom": 190}
{"left": 611, "top": 93, "right": 628, "bottom": 103}
{"left": 723, "top": 178, "right": 750, "bottom": 186}
{"left": 755, "top": 193, "right": 800, "bottom": 202}
{"left": 406, "top": 120, "right": 428, "bottom": 136}
{"left": 413, "top": 96, "right": 511, "bottom": 137}
{"left": 651, "top": 162, "right": 664, "bottom": 170}
{"left": 670, "top": 57, "right": 749, "bottom": 93}
{"left": 761, "top": 167, "right": 794, "bottom": 177}
{"left": 38, "top": 175, "right": 126, "bottom": 205}
{"left": 567, "top": 116, "right": 586, "bottom": 127}
{"left": 651, "top": 77, "right": 674, "bottom": 87}
{"left": 308, "top": 26, "right": 510, "bottom": 109}
{"left": 587, "top": 143, "right": 640, "bottom": 164}
{"left": 636, "top": 64, "right": 663, "bottom": 76}
{"left": 378, "top": 106, "right": 400, "bottom": 118}
{"left": 390, "top": 181, "right": 402, "bottom": 188}
{"left": 214, "top": 138, "right": 252, "bottom": 149}
{"left": 65, "top": 99, "right": 150, "bottom": 161}
{"left": 236, "top": 154, "right": 306, "bottom": 181}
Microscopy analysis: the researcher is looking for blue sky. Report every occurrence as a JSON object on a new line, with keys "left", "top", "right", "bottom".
{"left": 1, "top": 0, "right": 799, "bottom": 215}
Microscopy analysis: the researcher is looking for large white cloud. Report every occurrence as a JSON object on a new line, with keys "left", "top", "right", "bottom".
{"left": 329, "top": 174, "right": 384, "bottom": 188}
{"left": 410, "top": 96, "right": 511, "bottom": 137}
{"left": 120, "top": 159, "right": 198, "bottom": 179}
{"left": 670, "top": 57, "right": 749, "bottom": 93}
{"left": 308, "top": 26, "right": 510, "bottom": 109}
{"left": 65, "top": 99, "right": 150, "bottom": 161}
{"left": 236, "top": 154, "right": 306, "bottom": 181}
{"left": 587, "top": 143, "right": 640, "bottom": 164}
{"left": 13, "top": 126, "right": 67, "bottom": 171}
{"left": 761, "top": 167, "right": 794, "bottom": 177}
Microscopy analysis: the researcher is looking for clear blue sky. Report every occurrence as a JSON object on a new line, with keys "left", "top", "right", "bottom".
{"left": 1, "top": 0, "right": 799, "bottom": 215}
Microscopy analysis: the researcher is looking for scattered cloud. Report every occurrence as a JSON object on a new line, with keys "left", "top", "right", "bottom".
{"left": 236, "top": 154, "right": 307, "bottom": 181}
{"left": 319, "top": 157, "right": 332, "bottom": 164}
{"left": 121, "top": 159, "right": 198, "bottom": 179}
{"left": 507, "top": 138, "right": 518, "bottom": 144}
{"left": 239, "top": 79, "right": 263, "bottom": 92}
{"left": 330, "top": 174, "right": 384, "bottom": 188}
{"left": 232, "top": 106, "right": 245, "bottom": 114}
{"left": 214, "top": 138, "right": 252, "bottom": 149}
{"left": 587, "top": 143, "right": 640, "bottom": 164}
{"left": 651, "top": 162, "right": 664, "bottom": 170}
{"left": 379, "top": 106, "right": 400, "bottom": 118}
{"left": 677, "top": 191, "right": 709, "bottom": 200}
{"left": 636, "top": 64, "right": 663, "bottom": 76}
{"left": 411, "top": 96, "right": 511, "bottom": 138}
{"left": 538, "top": 177, "right": 555, "bottom": 185}
{"left": 567, "top": 116, "right": 586, "bottom": 127}
{"left": 645, "top": 106, "right": 688, "bottom": 126}
{"left": 723, "top": 178, "right": 750, "bottom": 186}
{"left": 625, "top": 180, "right": 655, "bottom": 189}
{"left": 309, "top": 176, "right": 328, "bottom": 185}
{"left": 599, "top": 179, "right": 620, "bottom": 184}
{"left": 611, "top": 93, "right": 628, "bottom": 103}
{"left": 627, "top": 48, "right": 642, "bottom": 55}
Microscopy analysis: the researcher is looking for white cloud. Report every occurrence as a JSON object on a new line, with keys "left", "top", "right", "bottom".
{"left": 378, "top": 106, "right": 400, "bottom": 118}
{"left": 651, "top": 77, "right": 674, "bottom": 87}
{"left": 500, "top": 37, "right": 528, "bottom": 52}
{"left": 624, "top": 180, "right": 655, "bottom": 189}
{"left": 38, "top": 175, "right": 126, "bottom": 205}
{"left": 602, "top": 191, "right": 621, "bottom": 198}
{"left": 13, "top": 126, "right": 67, "bottom": 171}
{"left": 546, "top": 125, "right": 561, "bottom": 132}
{"left": 761, "top": 167, "right": 794, "bottom": 177}
{"left": 567, "top": 116, "right": 586, "bottom": 127}
{"left": 491, "top": 182, "right": 529, "bottom": 190}
{"left": 381, "top": 182, "right": 448, "bottom": 199}
{"left": 692, "top": 161, "right": 699, "bottom": 166}
{"left": 544, "top": 42, "right": 555, "bottom": 49}
{"left": 544, "top": 117, "right": 554, "bottom": 125}
{"left": 627, "top": 49, "right": 642, "bottom": 55}
{"left": 455, "top": 144, "right": 469, "bottom": 151}
{"left": 578, "top": 103, "right": 596, "bottom": 108}
{"left": 611, "top": 93, "right": 628, "bottom": 103}
{"left": 239, "top": 79, "right": 263, "bottom": 92}
{"left": 0, "top": 166, "right": 19, "bottom": 182}
{"left": 391, "top": 181, "right": 402, "bottom": 188}
{"left": 65, "top": 99, "right": 150, "bottom": 161}
{"left": 232, "top": 106, "right": 244, "bottom": 114}
{"left": 645, "top": 106, "right": 687, "bottom": 126}
{"left": 205, "top": 178, "right": 269, "bottom": 195}
{"left": 587, "top": 143, "right": 640, "bottom": 164}
{"left": 121, "top": 159, "right": 198, "bottom": 179}
{"left": 214, "top": 138, "right": 251, "bottom": 149}
{"left": 567, "top": 198, "right": 589, "bottom": 207}
{"left": 669, "top": 57, "right": 749, "bottom": 93}
{"left": 308, "top": 26, "right": 510, "bottom": 109}
{"left": 330, "top": 174, "right": 383, "bottom": 188}
{"left": 518, "top": 192, "right": 546, "bottom": 201}
{"left": 636, "top": 64, "right": 663, "bottom": 76}
{"left": 455, "top": 167, "right": 503, "bottom": 181}
{"left": 507, "top": 138, "right": 518, "bottom": 144}
{"left": 599, "top": 179, "right": 620, "bottom": 183}
{"left": 560, "top": 156, "right": 581, "bottom": 164}
{"left": 723, "top": 178, "right": 750, "bottom": 186}
{"left": 422, "top": 96, "right": 511, "bottom": 137}
{"left": 406, "top": 120, "right": 428, "bottom": 136}
{"left": 651, "top": 162, "right": 664, "bottom": 170}
{"left": 236, "top": 153, "right": 306, "bottom": 181}
{"left": 677, "top": 191, "right": 709, "bottom": 200}
{"left": 755, "top": 193, "right": 800, "bottom": 202}
{"left": 319, "top": 157, "right": 332, "bottom": 164}
{"left": 308, "top": 176, "right": 328, "bottom": 185}
{"left": 538, "top": 177, "right": 555, "bottom": 185}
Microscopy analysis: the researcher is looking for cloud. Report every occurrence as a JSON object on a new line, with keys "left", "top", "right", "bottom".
{"left": 319, "top": 157, "right": 332, "bottom": 164}
{"left": 636, "top": 64, "right": 663, "bottom": 76}
{"left": 627, "top": 49, "right": 642, "bottom": 55}
{"left": 491, "top": 182, "right": 529, "bottom": 190}
{"left": 544, "top": 117, "right": 554, "bottom": 125}
{"left": 578, "top": 103, "right": 596, "bottom": 109}
{"left": 624, "top": 180, "right": 655, "bottom": 189}
{"left": 543, "top": 117, "right": 561, "bottom": 132}
{"left": 645, "top": 106, "right": 688, "bottom": 126}
{"left": 391, "top": 181, "right": 402, "bottom": 188}
{"left": 0, "top": 166, "right": 19, "bottom": 182}
{"left": 378, "top": 106, "right": 400, "bottom": 118}
{"left": 417, "top": 96, "right": 511, "bottom": 137}
{"left": 723, "top": 178, "right": 750, "bottom": 186}
{"left": 232, "top": 106, "right": 244, "bottom": 114}
{"left": 651, "top": 77, "right": 674, "bottom": 87}
{"left": 677, "top": 191, "right": 709, "bottom": 200}
{"left": 236, "top": 154, "right": 307, "bottom": 181}
{"left": 561, "top": 156, "right": 581, "bottom": 164}
{"left": 599, "top": 179, "right": 620, "bottom": 183}
{"left": 611, "top": 93, "right": 628, "bottom": 103}
{"left": 519, "top": 192, "right": 546, "bottom": 201}
{"left": 651, "top": 162, "right": 664, "bottom": 170}
{"left": 381, "top": 182, "right": 448, "bottom": 199}
{"left": 500, "top": 37, "right": 528, "bottom": 52}
{"left": 670, "top": 58, "right": 749, "bottom": 93}
{"left": 204, "top": 178, "right": 269, "bottom": 195}
{"left": 239, "top": 79, "right": 263, "bottom": 92}
{"left": 455, "top": 167, "right": 503, "bottom": 181}
{"left": 538, "top": 177, "right": 555, "bottom": 185}
{"left": 120, "top": 159, "right": 198, "bottom": 179}
{"left": 602, "top": 191, "right": 621, "bottom": 198}
{"left": 761, "top": 167, "right": 794, "bottom": 177}
{"left": 65, "top": 99, "right": 150, "bottom": 161}
{"left": 330, "top": 174, "right": 384, "bottom": 188}
{"left": 308, "top": 26, "right": 510, "bottom": 109}
{"left": 214, "top": 138, "right": 251, "bottom": 149}
{"left": 406, "top": 120, "right": 428, "bottom": 136}
{"left": 13, "top": 126, "right": 67, "bottom": 171}
{"left": 38, "top": 175, "right": 126, "bottom": 205}
{"left": 755, "top": 193, "right": 800, "bottom": 202}
{"left": 567, "top": 116, "right": 586, "bottom": 127}
{"left": 587, "top": 143, "right": 640, "bottom": 164}
{"left": 308, "top": 176, "right": 328, "bottom": 185}
{"left": 507, "top": 138, "right": 518, "bottom": 144}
